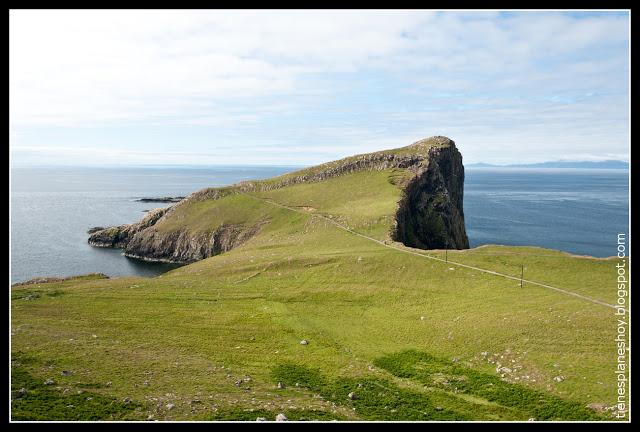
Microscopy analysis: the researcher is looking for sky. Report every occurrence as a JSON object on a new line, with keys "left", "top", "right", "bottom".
{"left": 9, "top": 10, "right": 630, "bottom": 167}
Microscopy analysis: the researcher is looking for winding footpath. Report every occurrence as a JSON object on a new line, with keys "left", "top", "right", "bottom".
{"left": 238, "top": 190, "right": 615, "bottom": 310}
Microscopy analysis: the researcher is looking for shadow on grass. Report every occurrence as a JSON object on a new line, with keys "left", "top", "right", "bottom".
{"left": 373, "top": 349, "right": 605, "bottom": 421}
{"left": 11, "top": 353, "right": 140, "bottom": 421}
{"left": 265, "top": 350, "right": 606, "bottom": 421}
{"left": 271, "top": 362, "right": 468, "bottom": 421}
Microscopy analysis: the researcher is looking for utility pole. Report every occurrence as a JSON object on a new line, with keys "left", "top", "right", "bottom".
{"left": 445, "top": 240, "right": 448, "bottom": 263}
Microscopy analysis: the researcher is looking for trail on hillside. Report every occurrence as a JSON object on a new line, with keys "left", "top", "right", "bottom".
{"left": 238, "top": 191, "right": 615, "bottom": 310}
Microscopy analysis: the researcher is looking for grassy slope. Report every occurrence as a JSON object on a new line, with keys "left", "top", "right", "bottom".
{"left": 11, "top": 169, "right": 624, "bottom": 421}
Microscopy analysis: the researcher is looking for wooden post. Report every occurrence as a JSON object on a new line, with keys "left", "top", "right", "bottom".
{"left": 520, "top": 264, "right": 524, "bottom": 288}
{"left": 445, "top": 241, "right": 448, "bottom": 263}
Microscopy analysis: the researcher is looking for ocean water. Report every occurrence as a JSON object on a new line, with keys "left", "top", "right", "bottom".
{"left": 10, "top": 166, "right": 629, "bottom": 284}
{"left": 464, "top": 168, "right": 629, "bottom": 256}
{"left": 10, "top": 166, "right": 295, "bottom": 284}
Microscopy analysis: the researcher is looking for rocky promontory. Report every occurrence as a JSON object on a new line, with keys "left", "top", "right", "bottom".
{"left": 88, "top": 136, "right": 469, "bottom": 264}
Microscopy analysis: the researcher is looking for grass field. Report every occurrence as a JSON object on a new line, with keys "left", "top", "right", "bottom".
{"left": 10, "top": 168, "right": 626, "bottom": 421}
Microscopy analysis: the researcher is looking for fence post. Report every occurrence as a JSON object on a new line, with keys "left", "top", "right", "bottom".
{"left": 520, "top": 264, "right": 524, "bottom": 288}
{"left": 445, "top": 240, "right": 448, "bottom": 263}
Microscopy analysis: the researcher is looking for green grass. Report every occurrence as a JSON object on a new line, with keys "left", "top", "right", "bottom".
{"left": 374, "top": 350, "right": 603, "bottom": 420}
{"left": 11, "top": 353, "right": 141, "bottom": 421}
{"left": 11, "top": 163, "right": 625, "bottom": 421}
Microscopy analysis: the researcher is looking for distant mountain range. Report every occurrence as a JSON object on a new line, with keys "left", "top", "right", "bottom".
{"left": 467, "top": 160, "right": 629, "bottom": 169}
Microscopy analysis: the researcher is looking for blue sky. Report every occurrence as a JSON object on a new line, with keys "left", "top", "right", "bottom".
{"left": 10, "top": 10, "right": 630, "bottom": 167}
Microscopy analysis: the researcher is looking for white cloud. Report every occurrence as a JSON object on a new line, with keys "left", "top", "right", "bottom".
{"left": 9, "top": 10, "right": 426, "bottom": 127}
{"left": 9, "top": 10, "right": 630, "bottom": 165}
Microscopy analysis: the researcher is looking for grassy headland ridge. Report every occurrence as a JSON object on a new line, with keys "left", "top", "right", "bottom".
{"left": 11, "top": 137, "right": 624, "bottom": 421}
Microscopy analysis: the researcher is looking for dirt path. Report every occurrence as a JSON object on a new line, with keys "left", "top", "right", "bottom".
{"left": 239, "top": 191, "right": 615, "bottom": 309}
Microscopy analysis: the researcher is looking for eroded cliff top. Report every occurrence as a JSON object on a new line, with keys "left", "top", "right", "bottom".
{"left": 237, "top": 136, "right": 457, "bottom": 193}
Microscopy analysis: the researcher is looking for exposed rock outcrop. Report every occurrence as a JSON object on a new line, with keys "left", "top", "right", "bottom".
{"left": 236, "top": 137, "right": 450, "bottom": 192}
{"left": 393, "top": 143, "right": 469, "bottom": 249}
{"left": 122, "top": 222, "right": 266, "bottom": 263}
{"left": 88, "top": 208, "right": 169, "bottom": 249}
{"left": 88, "top": 193, "right": 264, "bottom": 263}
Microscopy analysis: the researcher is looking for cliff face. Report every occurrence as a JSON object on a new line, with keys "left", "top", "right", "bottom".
{"left": 392, "top": 143, "right": 469, "bottom": 249}
{"left": 122, "top": 222, "right": 265, "bottom": 263}
{"left": 88, "top": 136, "right": 469, "bottom": 263}
{"left": 88, "top": 206, "right": 262, "bottom": 264}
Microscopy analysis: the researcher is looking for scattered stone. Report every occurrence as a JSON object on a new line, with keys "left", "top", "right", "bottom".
{"left": 143, "top": 381, "right": 149, "bottom": 386}
{"left": 587, "top": 403, "right": 608, "bottom": 412}
{"left": 275, "top": 413, "right": 288, "bottom": 421}
{"left": 92, "top": 334, "right": 98, "bottom": 338}
{"left": 123, "top": 397, "right": 131, "bottom": 405}
{"left": 435, "top": 406, "right": 443, "bottom": 411}
{"left": 147, "top": 414, "right": 155, "bottom": 420}
{"left": 235, "top": 380, "right": 243, "bottom": 387}
{"left": 61, "top": 370, "right": 72, "bottom": 376}
{"left": 300, "top": 339, "right": 309, "bottom": 345}
{"left": 553, "top": 376, "right": 565, "bottom": 382}
{"left": 17, "top": 388, "right": 27, "bottom": 397}
{"left": 277, "top": 382, "right": 285, "bottom": 389}
{"left": 166, "top": 403, "right": 175, "bottom": 410}
{"left": 357, "top": 383, "right": 364, "bottom": 389}
{"left": 44, "top": 378, "right": 55, "bottom": 385}
{"left": 528, "top": 418, "right": 536, "bottom": 421}
{"left": 256, "top": 417, "right": 267, "bottom": 421}
{"left": 106, "top": 381, "right": 112, "bottom": 387}
{"left": 420, "top": 316, "right": 426, "bottom": 320}
{"left": 348, "top": 392, "right": 357, "bottom": 400}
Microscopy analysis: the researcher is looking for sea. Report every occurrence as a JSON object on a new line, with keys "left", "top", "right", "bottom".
{"left": 10, "top": 166, "right": 629, "bottom": 284}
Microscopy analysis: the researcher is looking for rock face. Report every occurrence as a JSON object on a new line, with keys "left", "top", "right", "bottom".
{"left": 88, "top": 202, "right": 263, "bottom": 263}
{"left": 88, "top": 136, "right": 469, "bottom": 263}
{"left": 88, "top": 208, "right": 169, "bottom": 249}
{"left": 393, "top": 142, "right": 469, "bottom": 249}
{"left": 122, "top": 222, "right": 265, "bottom": 263}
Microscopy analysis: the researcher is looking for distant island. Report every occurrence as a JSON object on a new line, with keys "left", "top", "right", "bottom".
{"left": 467, "top": 160, "right": 629, "bottom": 169}
{"left": 135, "top": 196, "right": 185, "bottom": 203}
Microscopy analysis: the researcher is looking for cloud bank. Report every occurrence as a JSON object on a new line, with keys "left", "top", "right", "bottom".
{"left": 10, "top": 10, "right": 630, "bottom": 165}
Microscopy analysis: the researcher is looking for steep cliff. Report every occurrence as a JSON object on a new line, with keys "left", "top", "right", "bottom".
{"left": 88, "top": 136, "right": 469, "bottom": 263}
{"left": 392, "top": 143, "right": 469, "bottom": 249}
